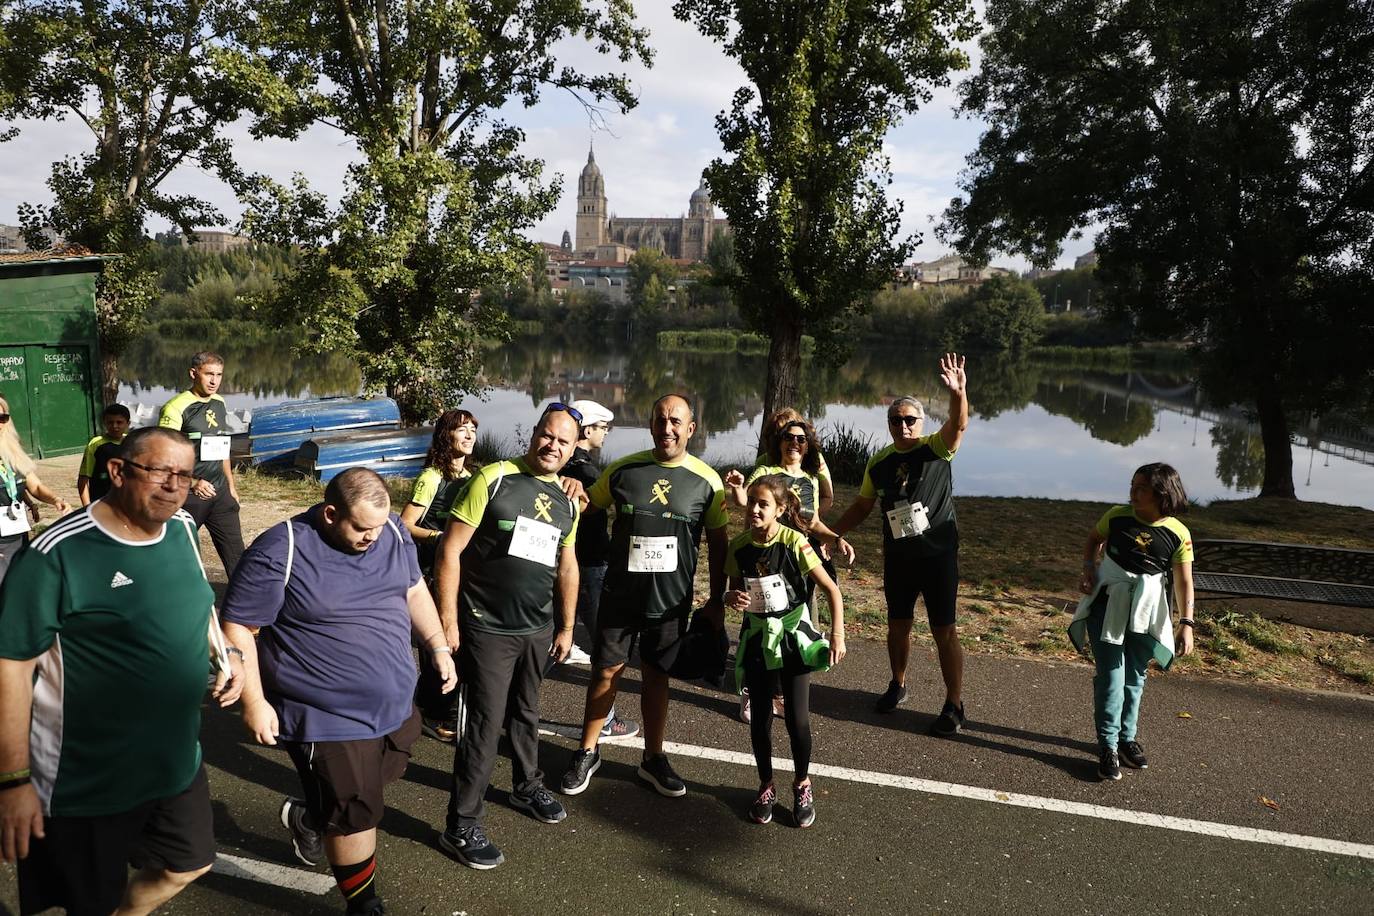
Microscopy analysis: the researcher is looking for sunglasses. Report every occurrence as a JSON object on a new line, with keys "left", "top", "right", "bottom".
{"left": 888, "top": 415, "right": 923, "bottom": 427}
{"left": 0, "top": 413, "right": 9, "bottom": 423}
{"left": 121, "top": 459, "right": 197, "bottom": 488}
{"left": 782, "top": 433, "right": 808, "bottom": 444}
{"left": 543, "top": 402, "right": 584, "bottom": 424}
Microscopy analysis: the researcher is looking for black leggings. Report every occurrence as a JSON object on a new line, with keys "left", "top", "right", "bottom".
{"left": 743, "top": 649, "right": 812, "bottom": 785}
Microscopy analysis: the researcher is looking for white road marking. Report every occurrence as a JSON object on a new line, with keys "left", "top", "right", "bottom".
{"left": 212, "top": 852, "right": 336, "bottom": 894}
{"left": 571, "top": 735, "right": 1374, "bottom": 862}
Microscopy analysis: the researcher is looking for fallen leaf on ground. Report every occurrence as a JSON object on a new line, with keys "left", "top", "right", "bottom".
{"left": 1177, "top": 711, "right": 1193, "bottom": 718}
{"left": 1260, "top": 796, "right": 1281, "bottom": 811}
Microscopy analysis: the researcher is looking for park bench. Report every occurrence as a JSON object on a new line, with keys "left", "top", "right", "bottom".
{"left": 1191, "top": 539, "right": 1374, "bottom": 609}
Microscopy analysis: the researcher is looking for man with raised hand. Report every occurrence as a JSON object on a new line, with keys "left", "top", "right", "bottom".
{"left": 560, "top": 394, "right": 729, "bottom": 800}
{"left": 433, "top": 406, "right": 582, "bottom": 870}
{"left": 159, "top": 350, "right": 244, "bottom": 577}
{"left": 832, "top": 353, "right": 970, "bottom": 736}
{"left": 0, "top": 427, "right": 241, "bottom": 915}
{"left": 222, "top": 467, "right": 455, "bottom": 915}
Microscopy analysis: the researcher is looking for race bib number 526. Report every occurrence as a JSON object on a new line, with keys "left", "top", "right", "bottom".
{"left": 628, "top": 535, "right": 678, "bottom": 573}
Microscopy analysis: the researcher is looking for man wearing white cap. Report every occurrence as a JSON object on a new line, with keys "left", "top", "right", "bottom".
{"left": 557, "top": 400, "right": 638, "bottom": 740}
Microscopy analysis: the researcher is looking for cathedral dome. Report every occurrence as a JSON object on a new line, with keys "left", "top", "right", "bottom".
{"left": 581, "top": 148, "right": 602, "bottom": 179}
{"left": 689, "top": 179, "right": 710, "bottom": 204}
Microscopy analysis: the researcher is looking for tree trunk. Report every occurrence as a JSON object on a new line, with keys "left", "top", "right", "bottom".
{"left": 761, "top": 307, "right": 803, "bottom": 442}
{"left": 1255, "top": 388, "right": 1296, "bottom": 499}
{"left": 101, "top": 349, "right": 120, "bottom": 405}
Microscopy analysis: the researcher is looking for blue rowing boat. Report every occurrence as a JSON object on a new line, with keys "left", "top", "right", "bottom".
{"left": 246, "top": 397, "right": 401, "bottom": 466}
{"left": 295, "top": 426, "right": 433, "bottom": 482}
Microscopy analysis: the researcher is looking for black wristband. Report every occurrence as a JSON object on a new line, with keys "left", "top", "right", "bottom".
{"left": 0, "top": 775, "right": 32, "bottom": 791}
{"left": 1179, "top": 618, "right": 1195, "bottom": 628}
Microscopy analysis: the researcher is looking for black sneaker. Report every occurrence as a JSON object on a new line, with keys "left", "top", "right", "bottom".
{"left": 749, "top": 783, "right": 776, "bottom": 824}
{"left": 510, "top": 786, "right": 567, "bottom": 824}
{"left": 560, "top": 747, "right": 601, "bottom": 796}
{"left": 1118, "top": 739, "right": 1149, "bottom": 769}
{"left": 279, "top": 796, "right": 323, "bottom": 867}
{"left": 637, "top": 754, "right": 687, "bottom": 797}
{"left": 438, "top": 823, "right": 505, "bottom": 870}
{"left": 793, "top": 782, "right": 816, "bottom": 828}
{"left": 930, "top": 700, "right": 966, "bottom": 737}
{"left": 1099, "top": 748, "right": 1122, "bottom": 782}
{"left": 874, "top": 680, "right": 907, "bottom": 713}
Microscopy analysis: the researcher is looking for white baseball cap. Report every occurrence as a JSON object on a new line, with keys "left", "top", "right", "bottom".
{"left": 570, "top": 399, "right": 614, "bottom": 426}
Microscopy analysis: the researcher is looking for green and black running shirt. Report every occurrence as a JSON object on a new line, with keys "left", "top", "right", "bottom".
{"left": 1096, "top": 506, "right": 1194, "bottom": 576}
{"left": 410, "top": 466, "right": 473, "bottom": 532}
{"left": 725, "top": 525, "right": 820, "bottom": 614}
{"left": 859, "top": 432, "right": 959, "bottom": 559}
{"left": 0, "top": 506, "right": 214, "bottom": 816}
{"left": 747, "top": 465, "right": 822, "bottom": 524}
{"left": 450, "top": 458, "right": 578, "bottom": 635}
{"left": 590, "top": 449, "right": 728, "bottom": 621}
{"left": 78, "top": 434, "right": 123, "bottom": 502}
{"left": 158, "top": 390, "right": 232, "bottom": 487}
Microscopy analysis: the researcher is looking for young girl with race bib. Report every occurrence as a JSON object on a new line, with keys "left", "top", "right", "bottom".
{"left": 1070, "top": 462, "right": 1195, "bottom": 781}
{"left": 724, "top": 475, "right": 845, "bottom": 827}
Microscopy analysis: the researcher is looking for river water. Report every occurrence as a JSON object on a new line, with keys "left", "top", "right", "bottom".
{"left": 118, "top": 333, "right": 1374, "bottom": 510}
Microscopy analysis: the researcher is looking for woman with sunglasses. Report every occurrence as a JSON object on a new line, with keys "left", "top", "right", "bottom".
{"left": 400, "top": 409, "right": 480, "bottom": 744}
{"left": 725, "top": 417, "right": 852, "bottom": 723}
{"left": 0, "top": 394, "right": 71, "bottom": 583}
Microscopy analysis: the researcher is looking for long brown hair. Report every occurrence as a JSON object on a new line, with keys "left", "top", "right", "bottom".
{"left": 426, "top": 410, "right": 479, "bottom": 480}
{"left": 768, "top": 419, "right": 822, "bottom": 476}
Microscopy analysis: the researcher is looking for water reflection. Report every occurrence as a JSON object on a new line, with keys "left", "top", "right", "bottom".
{"left": 117, "top": 332, "right": 1374, "bottom": 509}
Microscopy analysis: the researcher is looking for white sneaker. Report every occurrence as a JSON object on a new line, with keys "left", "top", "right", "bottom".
{"left": 739, "top": 688, "right": 751, "bottom": 724}
{"left": 565, "top": 645, "right": 593, "bottom": 665}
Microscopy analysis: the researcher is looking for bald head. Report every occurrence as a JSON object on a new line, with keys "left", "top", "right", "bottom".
{"left": 650, "top": 393, "right": 696, "bottom": 462}
{"left": 527, "top": 408, "right": 579, "bottom": 474}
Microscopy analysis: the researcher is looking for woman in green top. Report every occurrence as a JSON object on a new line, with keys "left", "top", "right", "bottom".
{"left": 1072, "top": 462, "right": 1196, "bottom": 782}
{"left": 0, "top": 393, "right": 70, "bottom": 583}
{"left": 401, "top": 409, "right": 480, "bottom": 576}
{"left": 402, "top": 409, "right": 479, "bottom": 744}
{"left": 724, "top": 474, "right": 845, "bottom": 828}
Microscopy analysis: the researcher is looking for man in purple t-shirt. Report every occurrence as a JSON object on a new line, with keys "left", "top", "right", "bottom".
{"left": 221, "top": 468, "right": 454, "bottom": 916}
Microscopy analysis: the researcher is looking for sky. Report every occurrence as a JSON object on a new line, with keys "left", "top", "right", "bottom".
{"left": 0, "top": 5, "right": 1090, "bottom": 270}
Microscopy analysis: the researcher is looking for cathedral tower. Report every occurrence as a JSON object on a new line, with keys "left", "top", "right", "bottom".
{"left": 575, "top": 147, "right": 608, "bottom": 252}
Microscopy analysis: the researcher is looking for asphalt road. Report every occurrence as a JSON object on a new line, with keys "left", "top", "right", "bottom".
{"left": 4, "top": 639, "right": 1372, "bottom": 915}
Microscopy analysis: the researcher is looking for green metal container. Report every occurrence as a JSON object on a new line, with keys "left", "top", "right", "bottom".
{"left": 0, "top": 255, "right": 107, "bottom": 457}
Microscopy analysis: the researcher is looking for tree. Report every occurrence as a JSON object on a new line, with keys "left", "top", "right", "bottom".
{"left": 0, "top": 0, "right": 275, "bottom": 400}
{"left": 626, "top": 246, "right": 677, "bottom": 315}
{"left": 673, "top": 0, "right": 977, "bottom": 422}
{"left": 942, "top": 274, "right": 1045, "bottom": 352}
{"left": 943, "top": 0, "right": 1374, "bottom": 498}
{"left": 239, "top": 1, "right": 651, "bottom": 422}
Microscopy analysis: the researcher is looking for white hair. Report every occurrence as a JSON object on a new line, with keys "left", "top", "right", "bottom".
{"left": 0, "top": 394, "right": 36, "bottom": 476}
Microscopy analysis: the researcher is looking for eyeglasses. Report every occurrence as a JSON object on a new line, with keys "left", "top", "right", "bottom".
{"left": 888, "top": 415, "right": 923, "bottom": 427}
{"left": 0, "top": 414, "right": 9, "bottom": 423}
{"left": 543, "top": 402, "right": 584, "bottom": 424}
{"left": 782, "top": 433, "right": 808, "bottom": 444}
{"left": 121, "top": 459, "right": 197, "bottom": 488}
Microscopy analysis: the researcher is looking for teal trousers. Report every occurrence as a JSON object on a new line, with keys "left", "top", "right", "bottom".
{"left": 1087, "top": 612, "right": 1154, "bottom": 749}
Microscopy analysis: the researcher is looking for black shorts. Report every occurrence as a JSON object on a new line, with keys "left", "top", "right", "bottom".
{"left": 594, "top": 606, "right": 689, "bottom": 674}
{"left": 18, "top": 765, "right": 215, "bottom": 916}
{"left": 283, "top": 707, "right": 421, "bottom": 836}
{"left": 883, "top": 549, "right": 960, "bottom": 628}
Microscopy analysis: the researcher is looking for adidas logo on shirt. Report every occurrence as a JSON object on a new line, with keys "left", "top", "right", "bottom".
{"left": 110, "top": 571, "right": 134, "bottom": 589}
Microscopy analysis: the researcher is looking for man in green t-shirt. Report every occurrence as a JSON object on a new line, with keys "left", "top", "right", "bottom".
{"left": 560, "top": 394, "right": 730, "bottom": 800}
{"left": 0, "top": 427, "right": 243, "bottom": 916}
{"left": 159, "top": 350, "right": 244, "bottom": 576}
{"left": 832, "top": 353, "right": 971, "bottom": 736}
{"left": 433, "top": 408, "right": 581, "bottom": 870}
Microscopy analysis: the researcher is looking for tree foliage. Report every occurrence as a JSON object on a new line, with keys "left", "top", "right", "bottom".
{"left": 674, "top": 0, "right": 977, "bottom": 421}
{"left": 626, "top": 246, "right": 678, "bottom": 315}
{"left": 943, "top": 0, "right": 1374, "bottom": 498}
{"left": 0, "top": 0, "right": 273, "bottom": 399}
{"left": 238, "top": 0, "right": 652, "bottom": 422}
{"left": 942, "top": 274, "right": 1045, "bottom": 352}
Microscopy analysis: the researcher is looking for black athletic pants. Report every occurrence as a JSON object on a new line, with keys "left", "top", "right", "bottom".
{"left": 741, "top": 641, "right": 813, "bottom": 785}
{"left": 447, "top": 623, "right": 551, "bottom": 829}
{"left": 182, "top": 487, "right": 244, "bottom": 578}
